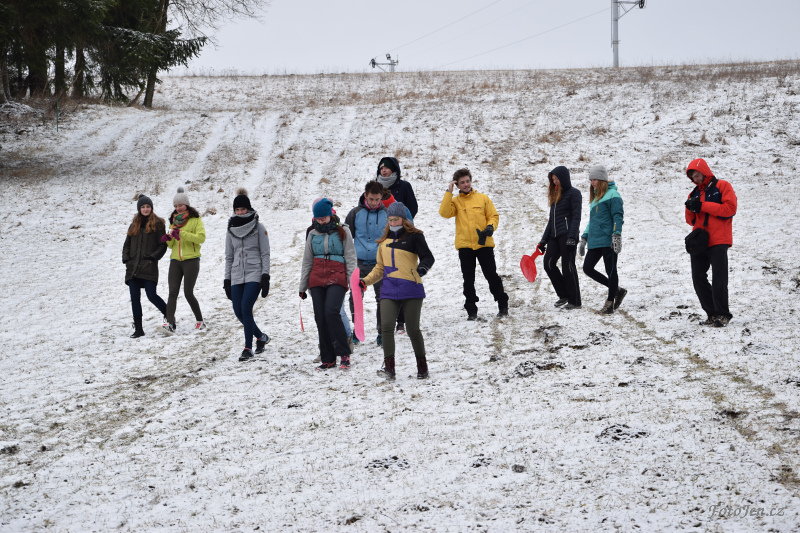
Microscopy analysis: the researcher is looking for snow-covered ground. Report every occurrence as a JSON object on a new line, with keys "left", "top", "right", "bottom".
{"left": 1, "top": 63, "right": 800, "bottom": 531}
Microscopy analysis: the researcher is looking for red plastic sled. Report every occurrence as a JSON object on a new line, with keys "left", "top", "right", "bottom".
{"left": 520, "top": 249, "right": 544, "bottom": 283}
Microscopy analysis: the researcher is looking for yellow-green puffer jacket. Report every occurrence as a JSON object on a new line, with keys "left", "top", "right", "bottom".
{"left": 166, "top": 215, "right": 205, "bottom": 260}
{"left": 438, "top": 188, "right": 499, "bottom": 250}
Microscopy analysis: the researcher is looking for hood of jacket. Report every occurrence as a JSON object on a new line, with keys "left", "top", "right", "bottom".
{"left": 376, "top": 157, "right": 402, "bottom": 181}
{"left": 549, "top": 166, "right": 572, "bottom": 192}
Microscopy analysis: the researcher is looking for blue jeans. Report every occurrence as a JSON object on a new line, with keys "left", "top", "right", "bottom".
{"left": 128, "top": 278, "right": 167, "bottom": 319}
{"left": 231, "top": 282, "right": 264, "bottom": 349}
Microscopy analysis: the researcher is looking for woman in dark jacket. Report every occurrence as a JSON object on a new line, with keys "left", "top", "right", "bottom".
{"left": 538, "top": 166, "right": 582, "bottom": 309}
{"left": 298, "top": 198, "right": 358, "bottom": 370}
{"left": 224, "top": 188, "right": 271, "bottom": 362}
{"left": 122, "top": 194, "right": 168, "bottom": 337}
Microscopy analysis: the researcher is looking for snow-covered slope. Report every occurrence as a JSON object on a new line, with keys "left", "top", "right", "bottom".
{"left": 1, "top": 63, "right": 799, "bottom": 531}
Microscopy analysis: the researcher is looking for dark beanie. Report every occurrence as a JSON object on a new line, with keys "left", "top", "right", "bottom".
{"left": 313, "top": 198, "right": 333, "bottom": 218}
{"left": 233, "top": 187, "right": 252, "bottom": 211}
{"left": 378, "top": 157, "right": 398, "bottom": 173}
{"left": 386, "top": 201, "right": 407, "bottom": 219}
{"left": 137, "top": 194, "right": 153, "bottom": 211}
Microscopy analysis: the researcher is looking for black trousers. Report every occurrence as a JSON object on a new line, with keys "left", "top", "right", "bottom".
{"left": 582, "top": 247, "right": 619, "bottom": 301}
{"left": 691, "top": 244, "right": 731, "bottom": 319}
{"left": 310, "top": 285, "right": 351, "bottom": 363}
{"left": 543, "top": 236, "right": 581, "bottom": 306}
{"left": 458, "top": 247, "right": 508, "bottom": 314}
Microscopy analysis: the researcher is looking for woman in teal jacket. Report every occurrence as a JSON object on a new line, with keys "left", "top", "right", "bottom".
{"left": 579, "top": 165, "right": 627, "bottom": 314}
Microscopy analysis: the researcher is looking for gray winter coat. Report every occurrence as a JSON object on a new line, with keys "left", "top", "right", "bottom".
{"left": 224, "top": 213, "right": 270, "bottom": 285}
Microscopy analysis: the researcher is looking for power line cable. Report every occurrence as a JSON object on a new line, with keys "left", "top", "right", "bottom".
{"left": 432, "top": 7, "right": 609, "bottom": 70}
{"left": 407, "top": 0, "right": 543, "bottom": 59}
{"left": 381, "top": 0, "right": 505, "bottom": 57}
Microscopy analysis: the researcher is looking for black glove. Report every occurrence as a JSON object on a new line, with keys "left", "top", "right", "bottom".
{"left": 476, "top": 225, "right": 494, "bottom": 246}
{"left": 565, "top": 238, "right": 577, "bottom": 247}
{"left": 224, "top": 279, "right": 231, "bottom": 300}
{"left": 261, "top": 274, "right": 270, "bottom": 298}
{"left": 299, "top": 291, "right": 307, "bottom": 300}
{"left": 685, "top": 197, "right": 702, "bottom": 213}
{"left": 537, "top": 241, "right": 547, "bottom": 254}
{"left": 359, "top": 279, "right": 367, "bottom": 291}
{"left": 417, "top": 266, "right": 428, "bottom": 277}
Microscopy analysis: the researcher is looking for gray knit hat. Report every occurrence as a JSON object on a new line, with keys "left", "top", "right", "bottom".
{"left": 588, "top": 165, "right": 609, "bottom": 182}
{"left": 173, "top": 186, "right": 190, "bottom": 207}
{"left": 136, "top": 193, "right": 153, "bottom": 211}
{"left": 386, "top": 201, "right": 407, "bottom": 219}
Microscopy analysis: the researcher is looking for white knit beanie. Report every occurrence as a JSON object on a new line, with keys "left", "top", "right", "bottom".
{"left": 588, "top": 165, "right": 609, "bottom": 182}
{"left": 173, "top": 186, "right": 190, "bottom": 207}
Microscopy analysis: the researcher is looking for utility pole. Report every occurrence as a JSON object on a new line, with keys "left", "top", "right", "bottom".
{"left": 612, "top": 0, "right": 646, "bottom": 68}
{"left": 369, "top": 54, "right": 399, "bottom": 73}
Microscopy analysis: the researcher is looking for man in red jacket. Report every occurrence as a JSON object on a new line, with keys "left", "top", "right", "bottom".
{"left": 684, "top": 158, "right": 737, "bottom": 327}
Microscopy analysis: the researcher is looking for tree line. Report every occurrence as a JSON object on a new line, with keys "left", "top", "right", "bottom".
{"left": 0, "top": 0, "right": 268, "bottom": 107}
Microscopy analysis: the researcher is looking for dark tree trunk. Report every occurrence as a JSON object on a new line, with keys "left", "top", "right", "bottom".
{"left": 143, "top": 0, "right": 169, "bottom": 108}
{"left": 54, "top": 44, "right": 66, "bottom": 96}
{"left": 27, "top": 55, "right": 48, "bottom": 96}
{"left": 0, "top": 48, "right": 8, "bottom": 104}
{"left": 72, "top": 46, "right": 85, "bottom": 98}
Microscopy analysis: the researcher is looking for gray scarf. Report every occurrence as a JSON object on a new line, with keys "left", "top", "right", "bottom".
{"left": 228, "top": 211, "right": 259, "bottom": 239}
{"left": 377, "top": 172, "right": 397, "bottom": 189}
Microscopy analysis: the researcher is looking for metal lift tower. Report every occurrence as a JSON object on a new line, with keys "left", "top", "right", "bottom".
{"left": 612, "top": 0, "right": 646, "bottom": 67}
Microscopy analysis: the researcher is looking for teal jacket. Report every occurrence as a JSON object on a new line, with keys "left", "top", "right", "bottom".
{"left": 581, "top": 182, "right": 624, "bottom": 249}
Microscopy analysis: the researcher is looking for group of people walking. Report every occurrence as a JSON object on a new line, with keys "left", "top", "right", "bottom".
{"left": 123, "top": 155, "right": 737, "bottom": 379}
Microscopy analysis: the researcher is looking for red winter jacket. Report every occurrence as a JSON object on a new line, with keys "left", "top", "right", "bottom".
{"left": 684, "top": 161, "right": 737, "bottom": 247}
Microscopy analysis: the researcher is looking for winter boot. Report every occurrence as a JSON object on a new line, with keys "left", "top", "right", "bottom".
{"left": 377, "top": 357, "right": 396, "bottom": 380}
{"left": 351, "top": 333, "right": 360, "bottom": 346}
{"left": 613, "top": 288, "right": 627, "bottom": 310}
{"left": 316, "top": 362, "right": 336, "bottom": 371}
{"left": 563, "top": 302, "right": 581, "bottom": 310}
{"left": 713, "top": 315, "right": 730, "bottom": 328}
{"left": 340, "top": 356, "right": 351, "bottom": 369}
{"left": 415, "top": 355, "right": 429, "bottom": 380}
{"left": 396, "top": 322, "right": 406, "bottom": 334}
{"left": 255, "top": 334, "right": 270, "bottom": 354}
{"left": 596, "top": 300, "right": 614, "bottom": 315}
{"left": 554, "top": 298, "right": 569, "bottom": 307}
{"left": 699, "top": 316, "right": 716, "bottom": 326}
{"left": 497, "top": 304, "right": 509, "bottom": 318}
{"left": 130, "top": 317, "right": 145, "bottom": 338}
{"left": 239, "top": 348, "right": 254, "bottom": 362}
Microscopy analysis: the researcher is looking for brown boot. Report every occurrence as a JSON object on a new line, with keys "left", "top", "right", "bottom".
{"left": 596, "top": 300, "right": 614, "bottom": 315}
{"left": 377, "top": 357, "right": 396, "bottom": 380}
{"left": 415, "top": 355, "right": 429, "bottom": 379}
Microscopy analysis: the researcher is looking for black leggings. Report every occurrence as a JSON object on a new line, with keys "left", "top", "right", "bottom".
{"left": 543, "top": 236, "right": 581, "bottom": 306}
{"left": 582, "top": 247, "right": 619, "bottom": 301}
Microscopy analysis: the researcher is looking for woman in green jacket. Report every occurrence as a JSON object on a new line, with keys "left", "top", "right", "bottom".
{"left": 161, "top": 187, "right": 206, "bottom": 334}
{"left": 579, "top": 165, "right": 627, "bottom": 314}
{"left": 123, "top": 194, "right": 168, "bottom": 337}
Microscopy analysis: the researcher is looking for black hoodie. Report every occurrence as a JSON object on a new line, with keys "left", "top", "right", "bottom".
{"left": 540, "top": 166, "right": 582, "bottom": 242}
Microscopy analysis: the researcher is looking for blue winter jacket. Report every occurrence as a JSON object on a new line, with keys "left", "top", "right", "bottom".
{"left": 581, "top": 182, "right": 624, "bottom": 249}
{"left": 540, "top": 166, "right": 582, "bottom": 242}
{"left": 345, "top": 194, "right": 414, "bottom": 264}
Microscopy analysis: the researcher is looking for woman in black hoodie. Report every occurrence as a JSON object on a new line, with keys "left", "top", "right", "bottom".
{"left": 123, "top": 194, "right": 168, "bottom": 337}
{"left": 537, "top": 166, "right": 582, "bottom": 309}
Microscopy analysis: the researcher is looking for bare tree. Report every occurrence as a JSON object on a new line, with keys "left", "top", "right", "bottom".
{"left": 143, "top": 0, "right": 270, "bottom": 107}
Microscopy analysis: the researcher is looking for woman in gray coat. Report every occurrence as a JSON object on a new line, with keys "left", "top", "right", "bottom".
{"left": 224, "top": 188, "right": 271, "bottom": 361}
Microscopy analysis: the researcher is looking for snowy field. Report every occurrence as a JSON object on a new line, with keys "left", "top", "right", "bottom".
{"left": 1, "top": 63, "right": 800, "bottom": 531}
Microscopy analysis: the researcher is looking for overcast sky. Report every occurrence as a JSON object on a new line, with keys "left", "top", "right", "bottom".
{"left": 182, "top": 0, "right": 800, "bottom": 74}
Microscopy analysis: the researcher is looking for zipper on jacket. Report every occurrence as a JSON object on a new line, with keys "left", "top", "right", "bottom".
{"left": 565, "top": 216, "right": 569, "bottom": 230}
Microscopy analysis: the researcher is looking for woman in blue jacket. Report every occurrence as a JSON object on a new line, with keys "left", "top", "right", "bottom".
{"left": 579, "top": 165, "right": 626, "bottom": 314}
{"left": 224, "top": 188, "right": 271, "bottom": 362}
{"left": 538, "top": 166, "right": 582, "bottom": 309}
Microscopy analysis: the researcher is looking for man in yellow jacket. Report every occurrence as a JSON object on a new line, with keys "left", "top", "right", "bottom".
{"left": 439, "top": 168, "right": 509, "bottom": 320}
